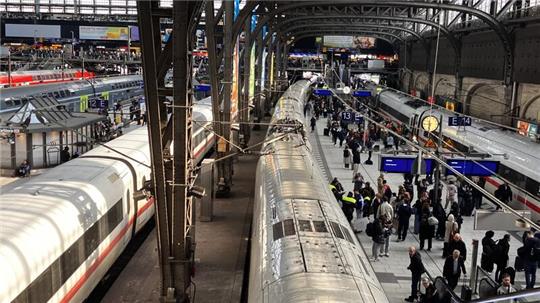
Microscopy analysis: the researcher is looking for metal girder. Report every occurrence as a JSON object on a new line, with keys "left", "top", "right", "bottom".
{"left": 291, "top": 32, "right": 398, "bottom": 49}
{"left": 251, "top": 1, "right": 513, "bottom": 84}
{"left": 447, "top": 0, "right": 485, "bottom": 27}
{"left": 240, "top": 13, "right": 252, "bottom": 146}
{"left": 137, "top": 0, "right": 201, "bottom": 301}
{"left": 275, "top": 14, "right": 461, "bottom": 57}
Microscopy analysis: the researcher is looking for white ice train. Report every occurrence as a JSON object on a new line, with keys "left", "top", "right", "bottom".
{"left": 249, "top": 80, "right": 389, "bottom": 302}
{"left": 0, "top": 97, "right": 214, "bottom": 303}
{"left": 373, "top": 87, "right": 540, "bottom": 221}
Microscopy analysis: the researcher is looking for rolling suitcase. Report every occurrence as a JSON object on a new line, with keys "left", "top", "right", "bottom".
{"left": 514, "top": 256, "right": 524, "bottom": 272}
{"left": 460, "top": 276, "right": 472, "bottom": 301}
{"left": 323, "top": 128, "right": 329, "bottom": 136}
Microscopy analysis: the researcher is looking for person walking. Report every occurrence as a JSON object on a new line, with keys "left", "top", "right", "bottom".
{"left": 397, "top": 198, "right": 413, "bottom": 242}
{"left": 495, "top": 183, "right": 513, "bottom": 209}
{"left": 443, "top": 249, "right": 467, "bottom": 290}
{"left": 353, "top": 173, "right": 364, "bottom": 192}
{"left": 448, "top": 233, "right": 467, "bottom": 262}
{"left": 352, "top": 147, "right": 361, "bottom": 176}
{"left": 433, "top": 200, "right": 447, "bottom": 240}
{"left": 405, "top": 246, "right": 425, "bottom": 302}
{"left": 481, "top": 230, "right": 497, "bottom": 273}
{"left": 310, "top": 116, "right": 317, "bottom": 132}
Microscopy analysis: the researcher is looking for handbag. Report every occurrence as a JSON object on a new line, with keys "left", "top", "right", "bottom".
{"left": 428, "top": 216, "right": 439, "bottom": 226}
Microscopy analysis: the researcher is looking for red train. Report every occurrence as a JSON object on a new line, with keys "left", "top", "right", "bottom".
{"left": 0, "top": 69, "right": 95, "bottom": 88}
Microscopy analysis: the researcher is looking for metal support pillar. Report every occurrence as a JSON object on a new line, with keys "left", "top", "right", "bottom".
{"left": 470, "top": 239, "right": 479, "bottom": 290}
{"left": 137, "top": 1, "right": 199, "bottom": 301}
{"left": 170, "top": 1, "right": 193, "bottom": 302}
{"left": 240, "top": 15, "right": 252, "bottom": 146}
{"left": 137, "top": 1, "right": 173, "bottom": 301}
{"left": 218, "top": 0, "right": 234, "bottom": 195}
{"left": 253, "top": 31, "right": 264, "bottom": 128}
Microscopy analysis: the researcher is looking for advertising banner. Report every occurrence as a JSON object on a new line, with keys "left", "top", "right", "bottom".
{"left": 323, "top": 35, "right": 376, "bottom": 49}
{"left": 79, "top": 26, "right": 129, "bottom": 40}
{"left": 5, "top": 24, "right": 61, "bottom": 39}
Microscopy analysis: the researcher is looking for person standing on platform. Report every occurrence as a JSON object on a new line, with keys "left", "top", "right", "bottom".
{"left": 443, "top": 215, "right": 459, "bottom": 258}
{"left": 377, "top": 173, "right": 385, "bottom": 196}
{"left": 352, "top": 147, "right": 361, "bottom": 176}
{"left": 379, "top": 215, "right": 393, "bottom": 257}
{"left": 433, "top": 199, "right": 447, "bottom": 240}
{"left": 371, "top": 193, "right": 383, "bottom": 220}
{"left": 405, "top": 246, "right": 425, "bottom": 302}
{"left": 495, "top": 234, "right": 511, "bottom": 282}
{"left": 419, "top": 207, "right": 435, "bottom": 251}
{"left": 397, "top": 197, "right": 413, "bottom": 241}
{"left": 377, "top": 197, "right": 394, "bottom": 223}
{"left": 445, "top": 180, "right": 458, "bottom": 209}
{"left": 60, "top": 147, "right": 71, "bottom": 163}
{"left": 523, "top": 231, "right": 540, "bottom": 289}
{"left": 481, "top": 230, "right": 497, "bottom": 273}
{"left": 443, "top": 249, "right": 467, "bottom": 290}
{"left": 353, "top": 172, "right": 364, "bottom": 192}
{"left": 370, "top": 217, "right": 384, "bottom": 262}
{"left": 310, "top": 116, "right": 316, "bottom": 132}
{"left": 343, "top": 145, "right": 351, "bottom": 169}
{"left": 448, "top": 233, "right": 467, "bottom": 262}
{"left": 341, "top": 192, "right": 356, "bottom": 222}
{"left": 495, "top": 182, "right": 513, "bottom": 209}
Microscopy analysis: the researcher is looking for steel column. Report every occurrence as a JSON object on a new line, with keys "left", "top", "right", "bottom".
{"left": 253, "top": 29, "right": 264, "bottom": 127}
{"left": 136, "top": 0, "right": 173, "bottom": 300}
{"left": 240, "top": 14, "right": 252, "bottom": 146}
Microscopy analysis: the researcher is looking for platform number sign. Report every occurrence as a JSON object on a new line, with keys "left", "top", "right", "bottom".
{"left": 448, "top": 116, "right": 472, "bottom": 127}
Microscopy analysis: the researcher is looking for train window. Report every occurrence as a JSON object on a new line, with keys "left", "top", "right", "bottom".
{"left": 525, "top": 178, "right": 540, "bottom": 199}
{"left": 330, "top": 222, "right": 344, "bottom": 239}
{"left": 59, "top": 91, "right": 66, "bottom": 98}
{"left": 283, "top": 219, "right": 296, "bottom": 236}
{"left": 312, "top": 221, "right": 328, "bottom": 233}
{"left": 14, "top": 99, "right": 21, "bottom": 106}
{"left": 272, "top": 222, "right": 284, "bottom": 241}
{"left": 341, "top": 226, "right": 354, "bottom": 244}
{"left": 27, "top": 267, "right": 54, "bottom": 303}
{"left": 298, "top": 220, "right": 313, "bottom": 232}
{"left": 499, "top": 164, "right": 527, "bottom": 189}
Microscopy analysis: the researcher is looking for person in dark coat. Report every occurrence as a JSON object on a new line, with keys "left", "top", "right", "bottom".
{"left": 419, "top": 208, "right": 435, "bottom": 251}
{"left": 481, "top": 230, "right": 497, "bottom": 273}
{"left": 433, "top": 200, "right": 447, "bottom": 240}
{"left": 495, "top": 234, "right": 511, "bottom": 282}
{"left": 523, "top": 231, "right": 540, "bottom": 288}
{"left": 443, "top": 249, "right": 467, "bottom": 290}
{"left": 448, "top": 233, "right": 467, "bottom": 261}
{"left": 371, "top": 193, "right": 383, "bottom": 220}
{"left": 405, "top": 246, "right": 426, "bottom": 302}
{"left": 397, "top": 198, "right": 413, "bottom": 241}
{"left": 60, "top": 146, "right": 70, "bottom": 163}
{"left": 495, "top": 183, "right": 513, "bottom": 209}
{"left": 310, "top": 116, "right": 317, "bottom": 132}
{"left": 419, "top": 277, "right": 436, "bottom": 303}
{"left": 371, "top": 217, "right": 385, "bottom": 261}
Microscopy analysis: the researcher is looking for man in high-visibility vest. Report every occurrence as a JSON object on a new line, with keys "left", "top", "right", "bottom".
{"left": 341, "top": 191, "right": 357, "bottom": 222}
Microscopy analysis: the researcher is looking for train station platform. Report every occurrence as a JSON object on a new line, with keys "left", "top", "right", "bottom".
{"left": 310, "top": 117, "right": 526, "bottom": 302}
{"left": 99, "top": 124, "right": 267, "bottom": 303}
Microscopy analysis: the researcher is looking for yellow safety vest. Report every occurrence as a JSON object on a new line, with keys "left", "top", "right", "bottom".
{"left": 342, "top": 196, "right": 356, "bottom": 204}
{"left": 329, "top": 184, "right": 337, "bottom": 191}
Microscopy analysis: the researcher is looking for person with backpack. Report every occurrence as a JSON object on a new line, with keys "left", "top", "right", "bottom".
{"left": 481, "top": 230, "right": 497, "bottom": 273}
{"left": 419, "top": 208, "right": 435, "bottom": 251}
{"left": 367, "top": 216, "right": 384, "bottom": 262}
{"left": 397, "top": 197, "right": 413, "bottom": 242}
{"left": 495, "top": 234, "right": 511, "bottom": 282}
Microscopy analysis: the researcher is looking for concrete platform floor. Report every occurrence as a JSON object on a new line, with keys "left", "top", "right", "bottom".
{"left": 100, "top": 126, "right": 266, "bottom": 303}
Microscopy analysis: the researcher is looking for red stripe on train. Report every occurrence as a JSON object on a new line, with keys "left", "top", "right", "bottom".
{"left": 60, "top": 134, "right": 214, "bottom": 302}
{"left": 60, "top": 198, "right": 154, "bottom": 303}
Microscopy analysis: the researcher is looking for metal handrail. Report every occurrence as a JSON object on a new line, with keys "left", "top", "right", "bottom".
{"left": 470, "top": 287, "right": 540, "bottom": 302}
